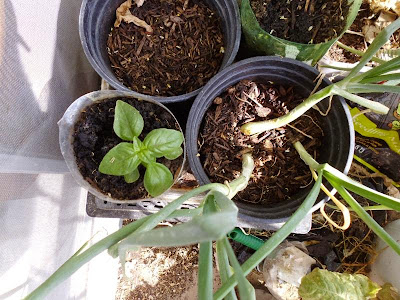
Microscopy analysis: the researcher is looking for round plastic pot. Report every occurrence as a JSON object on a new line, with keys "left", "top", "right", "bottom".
{"left": 58, "top": 90, "right": 185, "bottom": 204}
{"left": 240, "top": 0, "right": 362, "bottom": 66}
{"left": 79, "top": 0, "right": 241, "bottom": 104}
{"left": 186, "top": 56, "right": 355, "bottom": 220}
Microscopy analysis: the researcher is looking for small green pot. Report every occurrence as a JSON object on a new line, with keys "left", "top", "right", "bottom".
{"left": 241, "top": 0, "right": 362, "bottom": 65}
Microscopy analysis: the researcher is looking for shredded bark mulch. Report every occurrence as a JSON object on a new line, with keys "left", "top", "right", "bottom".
{"left": 250, "top": 0, "right": 350, "bottom": 44}
{"left": 72, "top": 98, "right": 183, "bottom": 200}
{"left": 199, "top": 80, "right": 324, "bottom": 207}
{"left": 107, "top": 0, "right": 224, "bottom": 97}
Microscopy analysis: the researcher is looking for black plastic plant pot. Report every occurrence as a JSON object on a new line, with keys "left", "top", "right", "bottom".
{"left": 186, "top": 56, "right": 355, "bottom": 221}
{"left": 58, "top": 90, "right": 185, "bottom": 204}
{"left": 79, "top": 0, "right": 241, "bottom": 104}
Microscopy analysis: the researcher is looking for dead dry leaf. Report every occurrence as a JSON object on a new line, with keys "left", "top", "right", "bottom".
{"left": 255, "top": 106, "right": 272, "bottom": 118}
{"left": 362, "top": 11, "right": 396, "bottom": 43}
{"left": 134, "top": 0, "right": 145, "bottom": 7}
{"left": 114, "top": 0, "right": 132, "bottom": 27}
{"left": 114, "top": 0, "right": 153, "bottom": 33}
{"left": 367, "top": 0, "right": 400, "bottom": 16}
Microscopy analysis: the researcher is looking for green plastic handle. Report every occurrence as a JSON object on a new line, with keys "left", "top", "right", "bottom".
{"left": 228, "top": 228, "right": 264, "bottom": 250}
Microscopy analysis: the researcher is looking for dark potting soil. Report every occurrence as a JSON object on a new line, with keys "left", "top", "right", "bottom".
{"left": 328, "top": 3, "right": 400, "bottom": 63}
{"left": 107, "top": 0, "right": 224, "bottom": 97}
{"left": 199, "top": 80, "right": 324, "bottom": 206}
{"left": 250, "top": 0, "right": 350, "bottom": 44}
{"left": 72, "top": 98, "right": 183, "bottom": 200}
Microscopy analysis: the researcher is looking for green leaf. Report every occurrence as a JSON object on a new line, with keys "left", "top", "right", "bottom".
{"left": 213, "top": 172, "right": 323, "bottom": 300}
{"left": 199, "top": 241, "right": 213, "bottom": 300}
{"left": 223, "top": 237, "right": 255, "bottom": 300}
{"left": 359, "top": 73, "right": 400, "bottom": 84}
{"left": 346, "top": 83, "right": 400, "bottom": 94}
{"left": 117, "top": 191, "right": 237, "bottom": 248}
{"left": 323, "top": 165, "right": 400, "bottom": 211}
{"left": 376, "top": 283, "right": 400, "bottom": 300}
{"left": 144, "top": 162, "right": 173, "bottom": 197}
{"left": 131, "top": 136, "right": 156, "bottom": 165}
{"left": 137, "top": 150, "right": 156, "bottom": 165}
{"left": 332, "top": 86, "right": 390, "bottom": 114}
{"left": 124, "top": 168, "right": 140, "bottom": 183}
{"left": 336, "top": 41, "right": 386, "bottom": 64}
{"left": 328, "top": 178, "right": 400, "bottom": 256}
{"left": 299, "top": 269, "right": 381, "bottom": 300}
{"left": 343, "top": 18, "right": 400, "bottom": 82}
{"left": 113, "top": 100, "right": 144, "bottom": 141}
{"left": 198, "top": 196, "right": 218, "bottom": 300}
{"left": 99, "top": 142, "right": 140, "bottom": 176}
{"left": 164, "top": 147, "right": 183, "bottom": 160}
{"left": 132, "top": 136, "right": 143, "bottom": 152}
{"left": 143, "top": 128, "right": 184, "bottom": 158}
{"left": 216, "top": 240, "right": 237, "bottom": 300}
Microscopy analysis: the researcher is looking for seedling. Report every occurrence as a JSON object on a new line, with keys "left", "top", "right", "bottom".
{"left": 98, "top": 100, "right": 184, "bottom": 197}
{"left": 241, "top": 18, "right": 400, "bottom": 135}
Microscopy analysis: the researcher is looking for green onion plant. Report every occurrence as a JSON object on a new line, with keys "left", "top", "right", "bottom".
{"left": 294, "top": 141, "right": 400, "bottom": 256}
{"left": 241, "top": 18, "right": 400, "bottom": 135}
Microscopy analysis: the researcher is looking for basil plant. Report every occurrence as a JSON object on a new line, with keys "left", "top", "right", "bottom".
{"left": 99, "top": 100, "right": 184, "bottom": 197}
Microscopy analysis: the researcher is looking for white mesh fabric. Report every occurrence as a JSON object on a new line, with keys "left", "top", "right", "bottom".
{"left": 0, "top": 0, "right": 119, "bottom": 299}
{"left": 0, "top": 0, "right": 99, "bottom": 173}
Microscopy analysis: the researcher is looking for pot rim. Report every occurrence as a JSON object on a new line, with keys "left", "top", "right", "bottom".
{"left": 58, "top": 90, "right": 186, "bottom": 203}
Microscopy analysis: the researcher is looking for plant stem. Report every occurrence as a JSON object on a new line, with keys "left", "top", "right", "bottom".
{"left": 223, "top": 237, "right": 255, "bottom": 300}
{"left": 336, "top": 41, "right": 386, "bottom": 64}
{"left": 326, "top": 203, "right": 391, "bottom": 211}
{"left": 332, "top": 85, "right": 389, "bottom": 114}
{"left": 227, "top": 153, "right": 254, "bottom": 198}
{"left": 198, "top": 194, "right": 217, "bottom": 300}
{"left": 329, "top": 180, "right": 400, "bottom": 255}
{"left": 216, "top": 240, "right": 237, "bottom": 300}
{"left": 334, "top": 86, "right": 389, "bottom": 113}
{"left": 213, "top": 173, "right": 323, "bottom": 300}
{"left": 240, "top": 85, "right": 334, "bottom": 135}
{"left": 24, "top": 216, "right": 148, "bottom": 300}
{"left": 340, "top": 18, "right": 400, "bottom": 84}
{"left": 293, "top": 141, "right": 320, "bottom": 170}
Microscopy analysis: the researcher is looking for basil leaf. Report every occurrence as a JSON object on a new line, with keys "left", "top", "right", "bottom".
{"left": 132, "top": 136, "right": 143, "bottom": 152}
{"left": 164, "top": 147, "right": 183, "bottom": 160}
{"left": 124, "top": 168, "right": 140, "bottom": 183}
{"left": 138, "top": 150, "right": 156, "bottom": 165}
{"left": 113, "top": 100, "right": 144, "bottom": 141}
{"left": 133, "top": 136, "right": 155, "bottom": 165}
{"left": 144, "top": 162, "right": 173, "bottom": 197}
{"left": 299, "top": 269, "right": 381, "bottom": 300}
{"left": 99, "top": 142, "right": 140, "bottom": 175}
{"left": 143, "top": 128, "right": 184, "bottom": 158}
